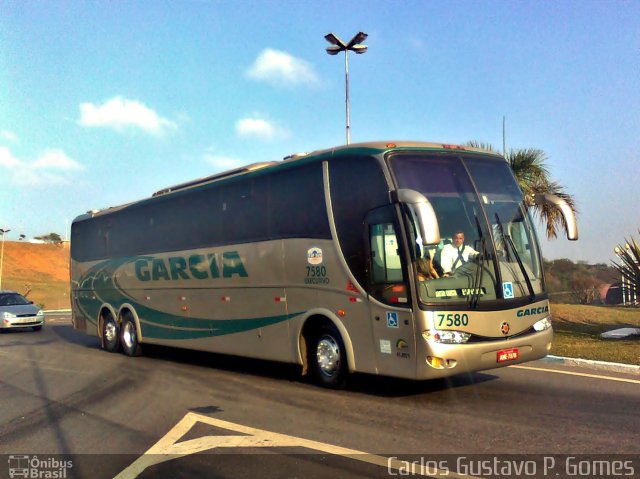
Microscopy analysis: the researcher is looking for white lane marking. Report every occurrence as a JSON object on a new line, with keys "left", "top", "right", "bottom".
{"left": 509, "top": 365, "right": 640, "bottom": 385}
{"left": 115, "top": 412, "right": 478, "bottom": 479}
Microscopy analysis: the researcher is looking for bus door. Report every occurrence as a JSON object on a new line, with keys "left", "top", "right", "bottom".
{"left": 364, "top": 206, "right": 417, "bottom": 378}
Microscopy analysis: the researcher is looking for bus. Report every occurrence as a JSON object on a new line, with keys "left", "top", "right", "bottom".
{"left": 70, "top": 141, "right": 578, "bottom": 387}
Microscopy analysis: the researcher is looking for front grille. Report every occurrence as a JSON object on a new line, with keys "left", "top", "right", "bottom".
{"left": 466, "top": 326, "right": 538, "bottom": 343}
{"left": 17, "top": 313, "right": 36, "bottom": 318}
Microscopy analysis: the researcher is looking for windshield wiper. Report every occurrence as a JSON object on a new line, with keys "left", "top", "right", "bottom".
{"left": 494, "top": 213, "right": 535, "bottom": 301}
{"left": 469, "top": 214, "right": 486, "bottom": 309}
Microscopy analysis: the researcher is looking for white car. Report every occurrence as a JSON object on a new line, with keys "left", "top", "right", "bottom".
{"left": 0, "top": 291, "right": 44, "bottom": 332}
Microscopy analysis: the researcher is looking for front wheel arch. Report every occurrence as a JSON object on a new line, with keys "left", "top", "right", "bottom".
{"left": 301, "top": 315, "right": 351, "bottom": 388}
{"left": 298, "top": 310, "right": 356, "bottom": 374}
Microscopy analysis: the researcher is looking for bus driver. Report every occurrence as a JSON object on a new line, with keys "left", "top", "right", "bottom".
{"left": 440, "top": 231, "right": 478, "bottom": 276}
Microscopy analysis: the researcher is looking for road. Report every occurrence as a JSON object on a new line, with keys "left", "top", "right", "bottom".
{"left": 0, "top": 315, "right": 638, "bottom": 479}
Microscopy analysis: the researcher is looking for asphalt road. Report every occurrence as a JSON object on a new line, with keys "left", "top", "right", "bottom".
{"left": 0, "top": 316, "right": 638, "bottom": 479}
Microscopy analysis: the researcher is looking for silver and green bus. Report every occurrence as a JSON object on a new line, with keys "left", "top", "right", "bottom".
{"left": 71, "top": 141, "right": 577, "bottom": 387}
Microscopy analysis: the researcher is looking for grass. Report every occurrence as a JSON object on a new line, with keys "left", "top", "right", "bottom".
{"left": 550, "top": 303, "right": 640, "bottom": 365}
{"left": 2, "top": 277, "right": 70, "bottom": 310}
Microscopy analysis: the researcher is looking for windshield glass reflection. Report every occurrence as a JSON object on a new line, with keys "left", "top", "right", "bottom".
{"left": 389, "top": 153, "right": 544, "bottom": 306}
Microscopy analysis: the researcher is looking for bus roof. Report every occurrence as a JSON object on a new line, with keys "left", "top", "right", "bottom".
{"left": 73, "top": 141, "right": 502, "bottom": 223}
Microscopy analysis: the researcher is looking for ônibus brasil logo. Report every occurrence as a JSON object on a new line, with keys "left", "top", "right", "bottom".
{"left": 7, "top": 455, "right": 73, "bottom": 478}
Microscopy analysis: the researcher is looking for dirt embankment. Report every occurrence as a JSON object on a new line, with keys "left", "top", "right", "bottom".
{"left": 1, "top": 241, "right": 70, "bottom": 309}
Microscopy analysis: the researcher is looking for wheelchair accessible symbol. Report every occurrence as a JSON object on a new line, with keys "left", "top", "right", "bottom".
{"left": 502, "top": 282, "right": 514, "bottom": 299}
{"left": 387, "top": 312, "right": 399, "bottom": 328}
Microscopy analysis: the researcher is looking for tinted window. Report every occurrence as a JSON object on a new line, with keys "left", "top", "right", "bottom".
{"left": 0, "top": 293, "right": 30, "bottom": 306}
{"left": 71, "top": 162, "right": 330, "bottom": 261}
{"left": 329, "top": 155, "right": 390, "bottom": 287}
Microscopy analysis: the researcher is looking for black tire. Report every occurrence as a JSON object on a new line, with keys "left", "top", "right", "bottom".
{"left": 120, "top": 313, "right": 142, "bottom": 357}
{"left": 101, "top": 312, "right": 120, "bottom": 353}
{"left": 309, "top": 324, "right": 348, "bottom": 389}
{"left": 32, "top": 325, "right": 43, "bottom": 332}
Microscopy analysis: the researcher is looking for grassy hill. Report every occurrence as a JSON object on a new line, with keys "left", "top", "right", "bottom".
{"left": 1, "top": 241, "right": 70, "bottom": 310}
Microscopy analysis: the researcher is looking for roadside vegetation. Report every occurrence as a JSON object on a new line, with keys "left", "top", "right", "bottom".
{"left": 1, "top": 241, "right": 70, "bottom": 309}
{"left": 551, "top": 304, "right": 639, "bottom": 365}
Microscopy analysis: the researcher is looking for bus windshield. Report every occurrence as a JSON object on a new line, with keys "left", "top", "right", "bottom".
{"left": 388, "top": 152, "right": 544, "bottom": 307}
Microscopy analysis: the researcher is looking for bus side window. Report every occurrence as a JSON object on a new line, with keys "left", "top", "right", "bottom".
{"left": 370, "top": 223, "right": 403, "bottom": 283}
{"left": 365, "top": 207, "right": 409, "bottom": 305}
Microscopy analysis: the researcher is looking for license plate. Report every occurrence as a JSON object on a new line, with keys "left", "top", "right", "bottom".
{"left": 14, "top": 317, "right": 35, "bottom": 324}
{"left": 497, "top": 348, "right": 519, "bottom": 362}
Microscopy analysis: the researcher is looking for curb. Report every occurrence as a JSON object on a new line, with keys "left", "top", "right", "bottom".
{"left": 541, "top": 355, "right": 640, "bottom": 375}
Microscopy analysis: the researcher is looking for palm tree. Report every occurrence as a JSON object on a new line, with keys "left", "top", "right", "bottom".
{"left": 465, "top": 141, "right": 577, "bottom": 239}
{"left": 612, "top": 234, "right": 640, "bottom": 303}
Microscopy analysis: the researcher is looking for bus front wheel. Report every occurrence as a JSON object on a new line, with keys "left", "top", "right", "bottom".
{"left": 310, "top": 324, "right": 348, "bottom": 389}
{"left": 101, "top": 312, "right": 120, "bottom": 353}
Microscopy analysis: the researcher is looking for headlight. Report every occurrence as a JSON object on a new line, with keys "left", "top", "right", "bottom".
{"left": 533, "top": 317, "right": 552, "bottom": 332}
{"left": 423, "top": 330, "right": 471, "bottom": 344}
{"left": 2, "top": 312, "right": 16, "bottom": 319}
{"left": 37, "top": 310, "right": 44, "bottom": 317}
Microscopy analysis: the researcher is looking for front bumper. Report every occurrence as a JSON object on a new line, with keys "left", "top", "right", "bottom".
{"left": 1, "top": 316, "right": 44, "bottom": 329}
{"left": 416, "top": 327, "right": 554, "bottom": 379}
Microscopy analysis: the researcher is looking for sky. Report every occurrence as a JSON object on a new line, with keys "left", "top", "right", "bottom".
{"left": 0, "top": 1, "right": 638, "bottom": 264}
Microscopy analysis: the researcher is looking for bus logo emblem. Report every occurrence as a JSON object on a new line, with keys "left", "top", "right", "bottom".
{"left": 307, "top": 247, "right": 323, "bottom": 265}
{"left": 500, "top": 322, "right": 510, "bottom": 335}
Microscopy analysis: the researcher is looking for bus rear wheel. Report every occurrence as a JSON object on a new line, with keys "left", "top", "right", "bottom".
{"left": 310, "top": 324, "right": 348, "bottom": 389}
{"left": 120, "top": 313, "right": 142, "bottom": 357}
{"left": 102, "top": 312, "right": 120, "bottom": 353}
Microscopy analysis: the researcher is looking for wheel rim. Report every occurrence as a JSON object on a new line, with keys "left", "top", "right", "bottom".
{"left": 104, "top": 320, "right": 117, "bottom": 345}
{"left": 122, "top": 321, "right": 136, "bottom": 349}
{"left": 316, "top": 334, "right": 340, "bottom": 377}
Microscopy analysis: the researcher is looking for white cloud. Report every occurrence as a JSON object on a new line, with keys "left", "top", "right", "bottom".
{"left": 33, "top": 149, "right": 84, "bottom": 171}
{"left": 0, "top": 146, "right": 22, "bottom": 168}
{"left": 0, "top": 130, "right": 18, "bottom": 143}
{"left": 78, "top": 96, "right": 177, "bottom": 136}
{"left": 0, "top": 146, "right": 84, "bottom": 186}
{"left": 247, "top": 49, "right": 319, "bottom": 87}
{"left": 235, "top": 117, "right": 290, "bottom": 141}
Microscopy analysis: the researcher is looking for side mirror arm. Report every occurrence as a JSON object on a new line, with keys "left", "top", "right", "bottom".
{"left": 393, "top": 189, "right": 441, "bottom": 245}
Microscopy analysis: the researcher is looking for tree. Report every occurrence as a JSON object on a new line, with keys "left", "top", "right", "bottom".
{"left": 612, "top": 232, "right": 640, "bottom": 302}
{"left": 465, "top": 141, "right": 577, "bottom": 239}
{"left": 569, "top": 274, "right": 600, "bottom": 304}
{"left": 35, "top": 232, "right": 63, "bottom": 244}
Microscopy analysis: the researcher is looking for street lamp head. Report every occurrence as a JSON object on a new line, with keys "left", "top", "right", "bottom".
{"left": 347, "top": 31, "right": 368, "bottom": 48}
{"left": 350, "top": 44, "right": 368, "bottom": 54}
{"left": 324, "top": 33, "right": 346, "bottom": 48}
{"left": 325, "top": 45, "right": 343, "bottom": 56}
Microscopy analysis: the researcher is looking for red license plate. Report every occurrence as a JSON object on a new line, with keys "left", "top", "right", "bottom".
{"left": 497, "top": 348, "right": 519, "bottom": 362}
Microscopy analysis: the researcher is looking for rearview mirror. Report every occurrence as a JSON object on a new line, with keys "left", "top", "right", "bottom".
{"left": 534, "top": 194, "right": 579, "bottom": 241}
{"left": 396, "top": 189, "right": 441, "bottom": 245}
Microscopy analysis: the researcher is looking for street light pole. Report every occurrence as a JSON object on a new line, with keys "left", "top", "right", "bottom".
{"left": 0, "top": 229, "right": 10, "bottom": 291}
{"left": 325, "top": 31, "right": 368, "bottom": 145}
{"left": 344, "top": 48, "right": 350, "bottom": 145}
